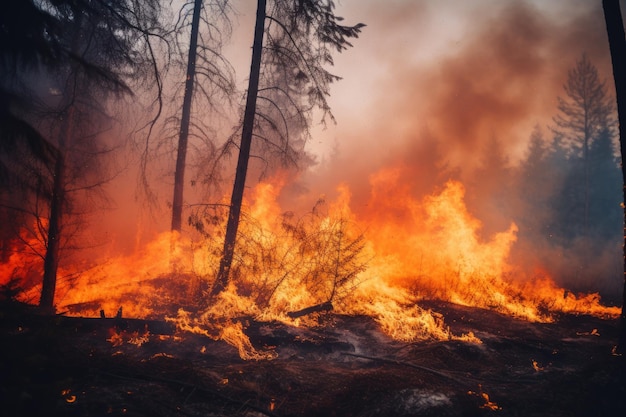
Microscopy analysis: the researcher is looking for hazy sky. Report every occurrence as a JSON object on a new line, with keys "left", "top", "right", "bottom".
{"left": 215, "top": 0, "right": 611, "bottom": 210}
{"left": 307, "top": 0, "right": 614, "bottom": 164}
{"left": 103, "top": 0, "right": 621, "bottom": 255}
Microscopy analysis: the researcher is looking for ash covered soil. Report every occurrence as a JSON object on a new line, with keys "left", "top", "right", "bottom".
{"left": 1, "top": 300, "right": 625, "bottom": 417}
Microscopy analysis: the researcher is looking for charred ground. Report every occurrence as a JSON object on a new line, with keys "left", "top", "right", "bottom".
{"left": 1, "top": 300, "right": 624, "bottom": 417}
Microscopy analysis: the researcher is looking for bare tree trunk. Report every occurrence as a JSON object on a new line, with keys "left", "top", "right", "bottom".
{"left": 171, "top": 0, "right": 202, "bottom": 232}
{"left": 602, "top": 0, "right": 626, "bottom": 354}
{"left": 39, "top": 106, "right": 74, "bottom": 313}
{"left": 583, "top": 128, "right": 591, "bottom": 236}
{"left": 211, "top": 0, "right": 266, "bottom": 296}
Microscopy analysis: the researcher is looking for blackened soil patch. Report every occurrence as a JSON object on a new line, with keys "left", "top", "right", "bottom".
{"left": 1, "top": 300, "right": 625, "bottom": 417}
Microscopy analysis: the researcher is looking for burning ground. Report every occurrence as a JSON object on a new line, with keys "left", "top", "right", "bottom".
{"left": 2, "top": 178, "right": 625, "bottom": 416}
{"left": 1, "top": 299, "right": 624, "bottom": 417}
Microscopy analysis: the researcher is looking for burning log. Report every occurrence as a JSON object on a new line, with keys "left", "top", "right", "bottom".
{"left": 286, "top": 301, "right": 333, "bottom": 319}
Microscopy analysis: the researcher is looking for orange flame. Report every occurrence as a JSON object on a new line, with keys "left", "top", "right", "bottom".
{"left": 4, "top": 168, "right": 619, "bottom": 359}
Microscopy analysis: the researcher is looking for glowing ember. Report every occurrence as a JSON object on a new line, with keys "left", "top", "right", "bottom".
{"left": 61, "top": 389, "right": 77, "bottom": 404}
{"left": 468, "top": 386, "right": 502, "bottom": 411}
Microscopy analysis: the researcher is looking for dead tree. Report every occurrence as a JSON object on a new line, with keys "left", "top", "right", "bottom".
{"left": 171, "top": 0, "right": 203, "bottom": 233}
{"left": 170, "top": 0, "right": 234, "bottom": 233}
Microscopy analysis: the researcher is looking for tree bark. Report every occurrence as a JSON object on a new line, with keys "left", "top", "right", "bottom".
{"left": 171, "top": 0, "right": 202, "bottom": 232}
{"left": 211, "top": 0, "right": 267, "bottom": 296}
{"left": 40, "top": 107, "right": 73, "bottom": 313}
{"left": 602, "top": 0, "right": 626, "bottom": 354}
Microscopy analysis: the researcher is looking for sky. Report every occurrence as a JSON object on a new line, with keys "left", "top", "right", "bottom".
{"left": 229, "top": 0, "right": 614, "bottom": 211}
{"left": 306, "top": 0, "right": 615, "bottom": 168}
{"left": 134, "top": 0, "right": 618, "bottom": 203}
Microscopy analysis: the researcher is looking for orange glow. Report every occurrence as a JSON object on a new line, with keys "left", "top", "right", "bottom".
{"left": 61, "top": 389, "right": 77, "bottom": 404}
{"left": 4, "top": 168, "right": 620, "bottom": 360}
{"left": 1, "top": 223, "right": 48, "bottom": 301}
{"left": 356, "top": 175, "right": 619, "bottom": 323}
{"left": 48, "top": 231, "right": 216, "bottom": 318}
{"left": 107, "top": 328, "right": 124, "bottom": 347}
{"left": 468, "top": 386, "right": 502, "bottom": 411}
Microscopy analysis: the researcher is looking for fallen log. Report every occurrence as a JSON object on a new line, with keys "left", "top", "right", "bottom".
{"left": 4, "top": 308, "right": 177, "bottom": 335}
{"left": 57, "top": 316, "right": 177, "bottom": 335}
{"left": 286, "top": 301, "right": 333, "bottom": 319}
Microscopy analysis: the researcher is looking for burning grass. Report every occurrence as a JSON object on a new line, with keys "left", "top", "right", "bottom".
{"left": 2, "top": 178, "right": 621, "bottom": 359}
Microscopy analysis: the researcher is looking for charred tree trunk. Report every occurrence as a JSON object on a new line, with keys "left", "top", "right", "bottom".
{"left": 602, "top": 0, "right": 626, "bottom": 354}
{"left": 40, "top": 107, "right": 73, "bottom": 313}
{"left": 171, "top": 0, "right": 202, "bottom": 232}
{"left": 211, "top": 0, "right": 266, "bottom": 296}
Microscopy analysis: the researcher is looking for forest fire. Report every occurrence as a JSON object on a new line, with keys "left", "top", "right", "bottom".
{"left": 5, "top": 173, "right": 617, "bottom": 357}
{"left": 2, "top": 0, "right": 626, "bottom": 415}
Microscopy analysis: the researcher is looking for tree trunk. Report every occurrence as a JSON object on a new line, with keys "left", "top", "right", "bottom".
{"left": 39, "top": 107, "right": 74, "bottom": 313}
{"left": 602, "top": 0, "right": 626, "bottom": 354}
{"left": 583, "top": 127, "right": 591, "bottom": 237}
{"left": 171, "top": 0, "right": 202, "bottom": 232}
{"left": 211, "top": 0, "right": 266, "bottom": 296}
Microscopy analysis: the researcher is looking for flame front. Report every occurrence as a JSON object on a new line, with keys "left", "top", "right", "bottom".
{"left": 4, "top": 170, "right": 620, "bottom": 358}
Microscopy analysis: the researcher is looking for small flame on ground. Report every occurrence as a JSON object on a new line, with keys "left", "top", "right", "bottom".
{"left": 106, "top": 328, "right": 151, "bottom": 347}
{"left": 468, "top": 385, "right": 502, "bottom": 411}
{"left": 107, "top": 329, "right": 124, "bottom": 347}
{"left": 576, "top": 328, "right": 601, "bottom": 337}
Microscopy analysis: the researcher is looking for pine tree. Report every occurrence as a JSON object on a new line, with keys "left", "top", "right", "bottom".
{"left": 553, "top": 54, "right": 615, "bottom": 237}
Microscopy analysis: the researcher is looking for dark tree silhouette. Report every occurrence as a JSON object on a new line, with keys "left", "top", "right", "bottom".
{"left": 211, "top": 0, "right": 267, "bottom": 297}
{"left": 1, "top": 0, "right": 67, "bottom": 181}
{"left": 171, "top": 0, "right": 203, "bottom": 233}
{"left": 210, "top": 0, "right": 364, "bottom": 296}
{"left": 170, "top": 0, "right": 234, "bottom": 233}
{"left": 514, "top": 127, "right": 556, "bottom": 239}
{"left": 41, "top": 1, "right": 164, "bottom": 313}
{"left": 1, "top": 0, "right": 163, "bottom": 313}
{"left": 588, "top": 127, "right": 621, "bottom": 240}
{"left": 602, "top": 0, "right": 626, "bottom": 354}
{"left": 553, "top": 54, "right": 615, "bottom": 237}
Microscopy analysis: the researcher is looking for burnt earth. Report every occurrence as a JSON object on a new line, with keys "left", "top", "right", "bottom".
{"left": 1, "top": 300, "right": 625, "bottom": 417}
